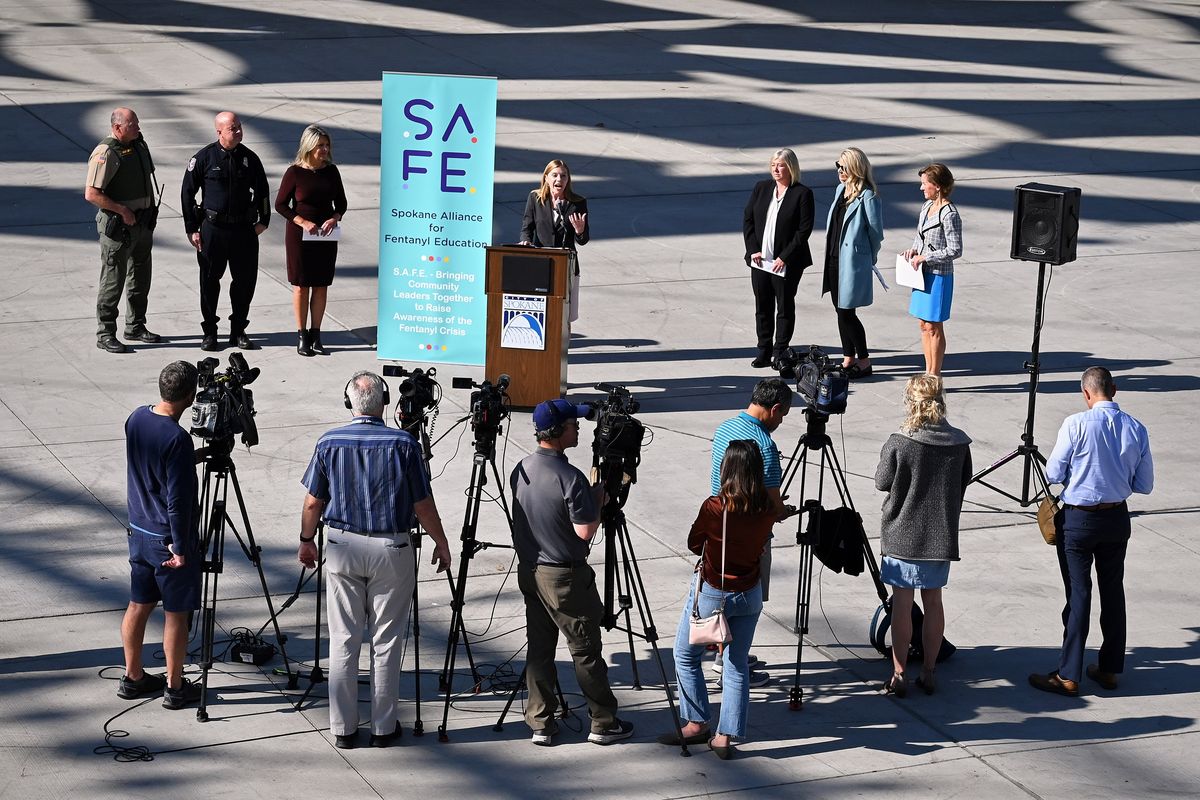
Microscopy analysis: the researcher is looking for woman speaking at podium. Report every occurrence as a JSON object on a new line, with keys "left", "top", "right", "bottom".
{"left": 519, "top": 159, "right": 589, "bottom": 323}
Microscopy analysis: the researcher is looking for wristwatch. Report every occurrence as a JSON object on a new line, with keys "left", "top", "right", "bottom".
{"left": 300, "top": 534, "right": 315, "bottom": 543}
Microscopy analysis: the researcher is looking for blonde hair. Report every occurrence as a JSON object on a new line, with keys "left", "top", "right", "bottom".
{"left": 839, "top": 147, "right": 877, "bottom": 203}
{"left": 770, "top": 148, "right": 800, "bottom": 186}
{"left": 901, "top": 375, "right": 946, "bottom": 434}
{"left": 294, "top": 124, "right": 333, "bottom": 167}
{"left": 534, "top": 159, "right": 583, "bottom": 204}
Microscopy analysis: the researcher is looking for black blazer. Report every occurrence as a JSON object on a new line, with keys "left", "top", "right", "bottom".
{"left": 742, "top": 179, "right": 815, "bottom": 271}
{"left": 521, "top": 191, "right": 590, "bottom": 253}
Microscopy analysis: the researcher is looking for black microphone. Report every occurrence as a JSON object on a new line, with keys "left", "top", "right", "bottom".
{"left": 556, "top": 200, "right": 568, "bottom": 223}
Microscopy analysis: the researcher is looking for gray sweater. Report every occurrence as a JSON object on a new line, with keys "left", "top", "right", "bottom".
{"left": 875, "top": 420, "right": 973, "bottom": 561}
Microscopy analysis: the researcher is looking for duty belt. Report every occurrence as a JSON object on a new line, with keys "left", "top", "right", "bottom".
{"left": 204, "top": 208, "right": 254, "bottom": 225}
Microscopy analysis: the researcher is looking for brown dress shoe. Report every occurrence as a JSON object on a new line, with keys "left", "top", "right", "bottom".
{"left": 1028, "top": 671, "right": 1079, "bottom": 697}
{"left": 1086, "top": 664, "right": 1119, "bottom": 690}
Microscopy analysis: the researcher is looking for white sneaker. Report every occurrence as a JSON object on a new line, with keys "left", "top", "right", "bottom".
{"left": 531, "top": 729, "right": 555, "bottom": 746}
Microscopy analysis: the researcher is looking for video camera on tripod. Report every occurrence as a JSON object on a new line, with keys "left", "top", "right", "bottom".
{"left": 780, "top": 345, "right": 849, "bottom": 417}
{"left": 382, "top": 364, "right": 441, "bottom": 433}
{"left": 589, "top": 383, "right": 645, "bottom": 502}
{"left": 189, "top": 353, "right": 260, "bottom": 449}
{"left": 451, "top": 374, "right": 510, "bottom": 451}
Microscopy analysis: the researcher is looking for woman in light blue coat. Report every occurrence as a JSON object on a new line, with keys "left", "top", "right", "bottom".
{"left": 822, "top": 147, "right": 883, "bottom": 379}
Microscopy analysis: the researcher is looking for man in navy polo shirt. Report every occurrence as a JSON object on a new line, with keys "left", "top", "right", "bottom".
{"left": 298, "top": 370, "right": 452, "bottom": 749}
{"left": 119, "top": 360, "right": 204, "bottom": 710}
{"left": 509, "top": 398, "right": 634, "bottom": 747}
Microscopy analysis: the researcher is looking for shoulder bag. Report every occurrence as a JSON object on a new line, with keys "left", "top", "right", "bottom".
{"left": 688, "top": 506, "right": 733, "bottom": 645}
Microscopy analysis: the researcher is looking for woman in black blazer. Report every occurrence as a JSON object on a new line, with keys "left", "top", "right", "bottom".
{"left": 520, "top": 159, "right": 589, "bottom": 322}
{"left": 742, "top": 148, "right": 815, "bottom": 369}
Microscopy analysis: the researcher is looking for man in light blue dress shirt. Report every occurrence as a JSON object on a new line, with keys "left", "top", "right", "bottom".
{"left": 1029, "top": 367, "right": 1153, "bottom": 697}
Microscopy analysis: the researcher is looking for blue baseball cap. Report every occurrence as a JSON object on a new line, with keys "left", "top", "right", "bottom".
{"left": 532, "top": 398, "right": 592, "bottom": 432}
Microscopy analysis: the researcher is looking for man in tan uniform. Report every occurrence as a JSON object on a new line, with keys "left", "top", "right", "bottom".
{"left": 85, "top": 107, "right": 160, "bottom": 353}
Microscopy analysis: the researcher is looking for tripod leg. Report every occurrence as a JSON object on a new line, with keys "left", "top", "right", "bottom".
{"left": 295, "top": 530, "right": 327, "bottom": 708}
{"left": 225, "top": 467, "right": 298, "bottom": 689}
{"left": 790, "top": 540, "right": 814, "bottom": 711}
{"left": 610, "top": 514, "right": 690, "bottom": 756}
{"left": 494, "top": 665, "right": 526, "bottom": 732}
{"left": 410, "top": 531, "right": 424, "bottom": 736}
{"left": 195, "top": 467, "right": 227, "bottom": 722}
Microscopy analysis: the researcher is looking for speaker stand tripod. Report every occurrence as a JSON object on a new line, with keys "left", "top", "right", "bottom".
{"left": 970, "top": 260, "right": 1054, "bottom": 507}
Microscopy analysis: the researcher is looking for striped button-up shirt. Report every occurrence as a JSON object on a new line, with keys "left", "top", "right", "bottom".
{"left": 301, "top": 416, "right": 430, "bottom": 532}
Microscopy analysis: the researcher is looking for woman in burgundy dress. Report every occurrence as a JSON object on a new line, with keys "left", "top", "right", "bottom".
{"left": 275, "top": 124, "right": 347, "bottom": 356}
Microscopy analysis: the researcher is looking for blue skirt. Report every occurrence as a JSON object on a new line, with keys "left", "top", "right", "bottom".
{"left": 909, "top": 272, "right": 953, "bottom": 322}
{"left": 881, "top": 556, "right": 950, "bottom": 589}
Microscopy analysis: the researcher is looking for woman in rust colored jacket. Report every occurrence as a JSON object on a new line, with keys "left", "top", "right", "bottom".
{"left": 659, "top": 440, "right": 776, "bottom": 760}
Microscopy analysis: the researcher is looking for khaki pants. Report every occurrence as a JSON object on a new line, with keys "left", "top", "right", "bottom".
{"left": 518, "top": 564, "right": 618, "bottom": 735}
{"left": 96, "top": 212, "right": 153, "bottom": 339}
{"left": 325, "top": 531, "right": 415, "bottom": 736}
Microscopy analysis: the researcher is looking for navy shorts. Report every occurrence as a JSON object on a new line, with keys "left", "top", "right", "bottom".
{"left": 128, "top": 530, "right": 201, "bottom": 612}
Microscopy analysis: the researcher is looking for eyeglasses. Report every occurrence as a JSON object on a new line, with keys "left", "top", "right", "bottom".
{"left": 835, "top": 163, "right": 846, "bottom": 172}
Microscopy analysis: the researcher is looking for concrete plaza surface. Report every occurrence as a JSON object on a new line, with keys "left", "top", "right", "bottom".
{"left": 2, "top": 1, "right": 1199, "bottom": 797}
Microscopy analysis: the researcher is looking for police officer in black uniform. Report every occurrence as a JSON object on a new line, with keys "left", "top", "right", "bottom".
{"left": 182, "top": 111, "right": 271, "bottom": 351}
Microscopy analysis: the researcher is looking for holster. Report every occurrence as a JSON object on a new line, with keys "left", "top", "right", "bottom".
{"left": 102, "top": 211, "right": 129, "bottom": 242}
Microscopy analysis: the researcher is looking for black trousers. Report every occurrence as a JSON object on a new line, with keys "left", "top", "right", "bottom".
{"left": 751, "top": 266, "right": 802, "bottom": 357}
{"left": 834, "top": 306, "right": 869, "bottom": 359}
{"left": 197, "top": 220, "right": 258, "bottom": 336}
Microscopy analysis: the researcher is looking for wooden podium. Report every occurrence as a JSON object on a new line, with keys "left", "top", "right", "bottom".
{"left": 484, "top": 245, "right": 575, "bottom": 408}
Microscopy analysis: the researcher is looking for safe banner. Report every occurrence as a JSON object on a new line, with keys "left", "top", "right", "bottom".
{"left": 378, "top": 72, "right": 497, "bottom": 364}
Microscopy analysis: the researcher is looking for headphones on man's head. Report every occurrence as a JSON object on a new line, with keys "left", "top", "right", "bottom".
{"left": 343, "top": 372, "right": 391, "bottom": 410}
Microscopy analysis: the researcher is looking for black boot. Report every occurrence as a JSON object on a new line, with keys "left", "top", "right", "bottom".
{"left": 309, "top": 328, "right": 327, "bottom": 355}
{"left": 297, "top": 329, "right": 314, "bottom": 357}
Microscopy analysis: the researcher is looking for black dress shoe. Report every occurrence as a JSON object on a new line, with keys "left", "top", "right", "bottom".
{"left": 230, "top": 333, "right": 258, "bottom": 350}
{"left": 97, "top": 336, "right": 128, "bottom": 354}
{"left": 369, "top": 722, "right": 402, "bottom": 748}
{"left": 200, "top": 334, "right": 221, "bottom": 352}
{"left": 334, "top": 731, "right": 358, "bottom": 749}
{"left": 125, "top": 328, "right": 162, "bottom": 344}
{"left": 750, "top": 354, "right": 772, "bottom": 368}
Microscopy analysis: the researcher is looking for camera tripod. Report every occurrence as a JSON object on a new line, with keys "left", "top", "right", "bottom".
{"left": 194, "top": 443, "right": 296, "bottom": 722}
{"left": 779, "top": 408, "right": 888, "bottom": 711}
{"left": 969, "top": 260, "right": 1053, "bottom": 507}
{"left": 437, "top": 418, "right": 514, "bottom": 742}
{"left": 595, "top": 460, "right": 690, "bottom": 756}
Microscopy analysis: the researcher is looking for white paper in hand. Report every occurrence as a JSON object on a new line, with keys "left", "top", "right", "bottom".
{"left": 896, "top": 253, "right": 925, "bottom": 290}
{"left": 303, "top": 223, "right": 341, "bottom": 242}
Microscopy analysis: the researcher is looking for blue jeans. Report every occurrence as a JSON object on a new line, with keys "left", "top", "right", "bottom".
{"left": 673, "top": 576, "right": 762, "bottom": 738}
{"left": 1055, "top": 505, "right": 1130, "bottom": 683}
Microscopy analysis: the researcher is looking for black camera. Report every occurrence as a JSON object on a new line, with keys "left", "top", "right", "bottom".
{"left": 590, "top": 383, "right": 645, "bottom": 484}
{"left": 190, "top": 353, "right": 259, "bottom": 448}
{"left": 788, "top": 345, "right": 849, "bottom": 415}
{"left": 451, "top": 374, "right": 511, "bottom": 450}
{"left": 383, "top": 364, "right": 441, "bottom": 429}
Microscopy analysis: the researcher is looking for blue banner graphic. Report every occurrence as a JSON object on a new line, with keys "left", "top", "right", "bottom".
{"left": 378, "top": 72, "right": 497, "bottom": 364}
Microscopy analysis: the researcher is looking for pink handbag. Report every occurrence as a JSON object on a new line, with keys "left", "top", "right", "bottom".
{"left": 688, "top": 507, "right": 732, "bottom": 645}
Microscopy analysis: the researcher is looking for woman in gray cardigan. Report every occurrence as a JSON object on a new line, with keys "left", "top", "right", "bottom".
{"left": 875, "top": 375, "right": 972, "bottom": 696}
